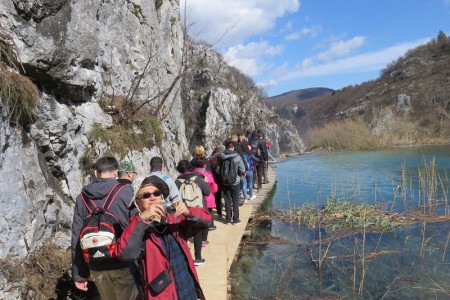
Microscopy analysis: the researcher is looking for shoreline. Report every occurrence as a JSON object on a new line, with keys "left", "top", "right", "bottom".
{"left": 191, "top": 167, "right": 277, "bottom": 299}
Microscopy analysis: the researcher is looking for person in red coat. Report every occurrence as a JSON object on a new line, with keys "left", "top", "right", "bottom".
{"left": 114, "top": 175, "right": 211, "bottom": 300}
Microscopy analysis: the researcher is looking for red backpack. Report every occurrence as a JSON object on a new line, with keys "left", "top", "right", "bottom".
{"left": 79, "top": 183, "right": 126, "bottom": 263}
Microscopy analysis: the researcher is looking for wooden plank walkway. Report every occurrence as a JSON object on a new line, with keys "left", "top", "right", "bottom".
{"left": 190, "top": 167, "right": 276, "bottom": 299}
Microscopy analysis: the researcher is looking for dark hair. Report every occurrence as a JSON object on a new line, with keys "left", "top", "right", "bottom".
{"left": 176, "top": 160, "right": 194, "bottom": 173}
{"left": 150, "top": 156, "right": 163, "bottom": 171}
{"left": 225, "top": 140, "right": 235, "bottom": 149}
{"left": 95, "top": 156, "right": 118, "bottom": 172}
{"left": 191, "top": 156, "right": 206, "bottom": 168}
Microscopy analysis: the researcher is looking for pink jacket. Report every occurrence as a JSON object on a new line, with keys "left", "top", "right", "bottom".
{"left": 194, "top": 167, "right": 218, "bottom": 208}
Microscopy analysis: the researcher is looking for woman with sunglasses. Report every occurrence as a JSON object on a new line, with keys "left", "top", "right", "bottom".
{"left": 114, "top": 175, "right": 211, "bottom": 300}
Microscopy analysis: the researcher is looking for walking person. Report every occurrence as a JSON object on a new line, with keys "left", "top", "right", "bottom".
{"left": 149, "top": 156, "right": 181, "bottom": 202}
{"left": 117, "top": 160, "right": 138, "bottom": 185}
{"left": 241, "top": 146, "right": 259, "bottom": 202}
{"left": 71, "top": 156, "right": 138, "bottom": 300}
{"left": 175, "top": 160, "right": 211, "bottom": 266}
{"left": 259, "top": 132, "right": 270, "bottom": 184}
{"left": 193, "top": 155, "right": 218, "bottom": 231}
{"left": 209, "top": 145, "right": 225, "bottom": 220}
{"left": 219, "top": 141, "right": 245, "bottom": 225}
{"left": 115, "top": 175, "right": 211, "bottom": 300}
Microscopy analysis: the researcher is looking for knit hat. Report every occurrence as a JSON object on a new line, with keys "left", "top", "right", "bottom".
{"left": 118, "top": 161, "right": 136, "bottom": 173}
{"left": 138, "top": 175, "right": 170, "bottom": 199}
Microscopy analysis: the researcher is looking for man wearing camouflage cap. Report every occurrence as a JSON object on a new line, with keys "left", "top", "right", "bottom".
{"left": 118, "top": 161, "right": 137, "bottom": 185}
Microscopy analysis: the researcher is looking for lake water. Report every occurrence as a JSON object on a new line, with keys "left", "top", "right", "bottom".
{"left": 230, "top": 145, "right": 450, "bottom": 299}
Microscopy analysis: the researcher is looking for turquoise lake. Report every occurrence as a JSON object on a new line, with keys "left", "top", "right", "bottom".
{"left": 231, "top": 145, "right": 450, "bottom": 299}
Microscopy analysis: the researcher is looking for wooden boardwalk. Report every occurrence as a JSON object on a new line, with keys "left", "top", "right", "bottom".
{"left": 190, "top": 167, "right": 276, "bottom": 299}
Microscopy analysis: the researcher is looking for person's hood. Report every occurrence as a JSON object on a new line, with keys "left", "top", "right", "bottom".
{"left": 221, "top": 150, "right": 238, "bottom": 159}
{"left": 82, "top": 178, "right": 120, "bottom": 200}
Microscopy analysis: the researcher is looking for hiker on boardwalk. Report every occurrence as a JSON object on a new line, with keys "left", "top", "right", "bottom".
{"left": 209, "top": 144, "right": 225, "bottom": 219}
{"left": 149, "top": 156, "right": 180, "bottom": 202}
{"left": 219, "top": 141, "right": 245, "bottom": 225}
{"left": 115, "top": 175, "right": 211, "bottom": 300}
{"left": 193, "top": 155, "right": 218, "bottom": 231}
{"left": 71, "top": 156, "right": 138, "bottom": 300}
{"left": 259, "top": 132, "right": 270, "bottom": 184}
{"left": 191, "top": 145, "right": 212, "bottom": 172}
{"left": 117, "top": 160, "right": 138, "bottom": 185}
{"left": 241, "top": 145, "right": 259, "bottom": 202}
{"left": 175, "top": 160, "right": 211, "bottom": 266}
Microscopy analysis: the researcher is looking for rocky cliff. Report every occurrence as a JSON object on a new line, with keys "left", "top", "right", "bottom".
{"left": 0, "top": 0, "right": 304, "bottom": 297}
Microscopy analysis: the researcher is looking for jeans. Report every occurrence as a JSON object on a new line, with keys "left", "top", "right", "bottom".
{"left": 223, "top": 184, "right": 240, "bottom": 223}
{"left": 241, "top": 170, "right": 254, "bottom": 198}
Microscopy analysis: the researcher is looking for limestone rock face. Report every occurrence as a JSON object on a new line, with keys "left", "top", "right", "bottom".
{"left": 0, "top": 1, "right": 186, "bottom": 295}
{"left": 182, "top": 43, "right": 305, "bottom": 155}
{"left": 0, "top": 1, "right": 303, "bottom": 296}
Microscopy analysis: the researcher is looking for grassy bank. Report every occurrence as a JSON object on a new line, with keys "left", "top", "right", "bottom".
{"left": 308, "top": 118, "right": 450, "bottom": 151}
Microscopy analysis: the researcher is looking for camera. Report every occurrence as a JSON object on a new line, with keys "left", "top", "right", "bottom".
{"left": 161, "top": 200, "right": 176, "bottom": 214}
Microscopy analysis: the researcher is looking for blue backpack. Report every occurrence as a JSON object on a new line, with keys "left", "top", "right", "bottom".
{"left": 242, "top": 153, "right": 253, "bottom": 171}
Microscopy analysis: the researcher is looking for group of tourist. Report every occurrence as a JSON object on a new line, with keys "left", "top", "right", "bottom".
{"left": 71, "top": 129, "right": 271, "bottom": 299}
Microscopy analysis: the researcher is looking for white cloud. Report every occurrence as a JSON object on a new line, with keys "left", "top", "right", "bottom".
{"left": 316, "top": 36, "right": 366, "bottom": 62}
{"left": 284, "top": 26, "right": 321, "bottom": 41}
{"left": 279, "top": 38, "right": 429, "bottom": 82}
{"left": 223, "top": 41, "right": 284, "bottom": 76}
{"left": 181, "top": 0, "right": 300, "bottom": 47}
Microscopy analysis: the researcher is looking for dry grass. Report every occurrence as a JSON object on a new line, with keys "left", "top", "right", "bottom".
{"left": 309, "top": 117, "right": 450, "bottom": 151}
{"left": 0, "top": 28, "right": 39, "bottom": 127}
{"left": 0, "top": 67, "right": 39, "bottom": 126}
{"left": 309, "top": 119, "right": 381, "bottom": 150}
{"left": 0, "top": 242, "right": 72, "bottom": 299}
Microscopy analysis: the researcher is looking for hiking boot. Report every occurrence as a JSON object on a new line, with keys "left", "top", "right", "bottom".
{"left": 233, "top": 220, "right": 241, "bottom": 225}
{"left": 209, "top": 225, "right": 217, "bottom": 231}
{"left": 194, "top": 258, "right": 206, "bottom": 266}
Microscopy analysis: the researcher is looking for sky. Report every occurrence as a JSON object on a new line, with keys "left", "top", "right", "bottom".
{"left": 180, "top": 0, "right": 450, "bottom": 97}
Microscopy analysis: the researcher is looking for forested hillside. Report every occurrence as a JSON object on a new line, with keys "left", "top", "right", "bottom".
{"left": 270, "top": 32, "right": 450, "bottom": 149}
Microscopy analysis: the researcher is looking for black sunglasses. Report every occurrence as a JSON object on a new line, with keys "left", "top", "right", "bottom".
{"left": 137, "top": 190, "right": 162, "bottom": 199}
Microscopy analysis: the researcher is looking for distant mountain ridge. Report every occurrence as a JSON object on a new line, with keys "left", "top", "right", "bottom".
{"left": 264, "top": 87, "right": 334, "bottom": 109}
{"left": 264, "top": 32, "right": 450, "bottom": 147}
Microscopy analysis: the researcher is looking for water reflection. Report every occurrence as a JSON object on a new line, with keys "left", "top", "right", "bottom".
{"left": 231, "top": 146, "right": 450, "bottom": 299}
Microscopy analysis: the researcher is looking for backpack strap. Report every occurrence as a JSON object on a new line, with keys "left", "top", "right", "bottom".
{"left": 80, "top": 192, "right": 97, "bottom": 214}
{"left": 80, "top": 183, "right": 126, "bottom": 213}
{"left": 103, "top": 183, "right": 127, "bottom": 211}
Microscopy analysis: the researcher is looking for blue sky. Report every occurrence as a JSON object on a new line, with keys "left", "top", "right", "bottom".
{"left": 180, "top": 0, "right": 450, "bottom": 97}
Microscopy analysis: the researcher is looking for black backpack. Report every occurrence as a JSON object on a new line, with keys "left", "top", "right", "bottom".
{"left": 220, "top": 156, "right": 238, "bottom": 185}
{"left": 79, "top": 183, "right": 126, "bottom": 263}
